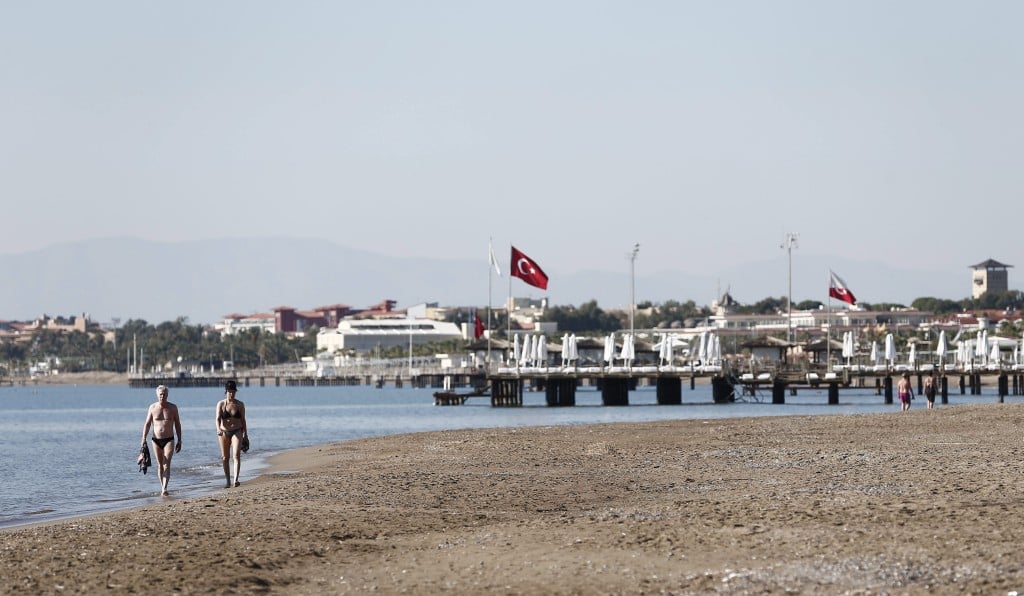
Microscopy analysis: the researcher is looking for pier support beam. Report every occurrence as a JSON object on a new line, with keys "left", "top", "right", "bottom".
{"left": 656, "top": 376, "right": 682, "bottom": 405}
{"left": 491, "top": 379, "right": 523, "bottom": 407}
{"left": 772, "top": 379, "right": 786, "bottom": 404}
{"left": 828, "top": 382, "right": 839, "bottom": 405}
{"left": 711, "top": 376, "right": 734, "bottom": 403}
{"left": 601, "top": 378, "right": 630, "bottom": 406}
{"left": 998, "top": 373, "right": 1008, "bottom": 403}
{"left": 883, "top": 375, "right": 893, "bottom": 405}
{"left": 941, "top": 375, "right": 949, "bottom": 404}
{"left": 545, "top": 378, "right": 577, "bottom": 407}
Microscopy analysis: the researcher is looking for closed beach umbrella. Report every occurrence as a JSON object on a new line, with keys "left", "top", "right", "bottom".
{"left": 884, "top": 334, "right": 896, "bottom": 366}
{"left": 603, "top": 332, "right": 616, "bottom": 364}
{"left": 870, "top": 341, "right": 878, "bottom": 365}
{"left": 936, "top": 330, "right": 947, "bottom": 365}
{"left": 512, "top": 334, "right": 521, "bottom": 364}
{"left": 619, "top": 333, "right": 635, "bottom": 365}
{"left": 989, "top": 339, "right": 1000, "bottom": 366}
{"left": 664, "top": 334, "right": 675, "bottom": 366}
{"left": 568, "top": 334, "right": 578, "bottom": 363}
{"left": 520, "top": 334, "right": 532, "bottom": 366}
{"left": 908, "top": 342, "right": 916, "bottom": 367}
{"left": 975, "top": 331, "right": 987, "bottom": 365}
{"left": 560, "top": 333, "right": 570, "bottom": 365}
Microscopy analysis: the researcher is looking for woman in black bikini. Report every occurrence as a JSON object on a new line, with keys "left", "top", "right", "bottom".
{"left": 215, "top": 380, "right": 248, "bottom": 488}
{"left": 141, "top": 385, "right": 182, "bottom": 496}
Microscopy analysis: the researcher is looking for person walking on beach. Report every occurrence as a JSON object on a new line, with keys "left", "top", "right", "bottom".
{"left": 215, "top": 380, "right": 248, "bottom": 488}
{"left": 924, "top": 372, "right": 937, "bottom": 409}
{"left": 897, "top": 372, "right": 914, "bottom": 413}
{"left": 141, "top": 385, "right": 182, "bottom": 496}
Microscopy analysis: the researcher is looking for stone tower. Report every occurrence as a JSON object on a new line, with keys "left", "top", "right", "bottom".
{"left": 970, "top": 259, "right": 1012, "bottom": 299}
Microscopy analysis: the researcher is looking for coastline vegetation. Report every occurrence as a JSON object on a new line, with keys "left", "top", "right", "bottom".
{"left": 1, "top": 291, "right": 1022, "bottom": 379}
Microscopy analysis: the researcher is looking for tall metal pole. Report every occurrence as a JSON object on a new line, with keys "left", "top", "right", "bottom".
{"left": 630, "top": 243, "right": 640, "bottom": 339}
{"left": 781, "top": 233, "right": 799, "bottom": 345}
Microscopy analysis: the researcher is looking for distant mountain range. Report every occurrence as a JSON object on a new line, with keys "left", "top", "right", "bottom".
{"left": 0, "top": 237, "right": 982, "bottom": 325}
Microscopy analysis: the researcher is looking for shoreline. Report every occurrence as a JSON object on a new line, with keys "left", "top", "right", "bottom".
{"left": 4, "top": 404, "right": 1024, "bottom": 593}
{"left": 2, "top": 371, "right": 129, "bottom": 386}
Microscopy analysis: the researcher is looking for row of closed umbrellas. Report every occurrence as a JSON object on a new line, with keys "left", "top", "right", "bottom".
{"left": 511, "top": 331, "right": 721, "bottom": 368}
{"left": 509, "top": 329, "right": 1024, "bottom": 369}
{"left": 840, "top": 329, "right": 1024, "bottom": 367}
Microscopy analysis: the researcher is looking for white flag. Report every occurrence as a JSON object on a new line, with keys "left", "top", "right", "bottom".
{"left": 489, "top": 243, "right": 501, "bottom": 276}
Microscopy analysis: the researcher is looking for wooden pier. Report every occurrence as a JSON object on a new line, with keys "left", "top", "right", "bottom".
{"left": 479, "top": 368, "right": 1024, "bottom": 408}
{"left": 127, "top": 372, "right": 486, "bottom": 391}
{"left": 115, "top": 367, "right": 1024, "bottom": 409}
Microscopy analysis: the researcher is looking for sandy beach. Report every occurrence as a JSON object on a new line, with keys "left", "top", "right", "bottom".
{"left": 5, "top": 371, "right": 129, "bottom": 386}
{"left": 3, "top": 403, "right": 1024, "bottom": 594}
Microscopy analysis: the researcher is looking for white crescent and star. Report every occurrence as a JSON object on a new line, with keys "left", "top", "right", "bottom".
{"left": 517, "top": 258, "right": 533, "bottom": 275}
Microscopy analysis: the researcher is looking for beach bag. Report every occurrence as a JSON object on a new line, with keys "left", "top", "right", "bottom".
{"left": 241, "top": 435, "right": 250, "bottom": 454}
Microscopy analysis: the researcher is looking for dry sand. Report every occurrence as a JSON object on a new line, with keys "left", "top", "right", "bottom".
{"left": 3, "top": 403, "right": 1024, "bottom": 594}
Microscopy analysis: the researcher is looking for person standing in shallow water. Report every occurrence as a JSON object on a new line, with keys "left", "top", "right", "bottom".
{"left": 924, "top": 372, "right": 937, "bottom": 409}
{"left": 141, "top": 385, "right": 182, "bottom": 496}
{"left": 897, "top": 372, "right": 914, "bottom": 413}
{"left": 215, "top": 380, "right": 248, "bottom": 487}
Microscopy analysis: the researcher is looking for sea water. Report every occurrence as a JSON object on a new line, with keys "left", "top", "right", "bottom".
{"left": 0, "top": 382, "right": 986, "bottom": 529}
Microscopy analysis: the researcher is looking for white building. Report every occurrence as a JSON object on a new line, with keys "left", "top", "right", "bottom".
{"left": 316, "top": 318, "right": 463, "bottom": 354}
{"left": 215, "top": 313, "right": 276, "bottom": 336}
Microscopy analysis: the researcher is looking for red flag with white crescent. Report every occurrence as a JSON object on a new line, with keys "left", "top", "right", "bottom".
{"left": 829, "top": 270, "right": 857, "bottom": 305}
{"left": 510, "top": 246, "right": 548, "bottom": 290}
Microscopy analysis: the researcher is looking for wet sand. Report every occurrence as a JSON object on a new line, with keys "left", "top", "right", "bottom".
{"left": 3, "top": 403, "right": 1024, "bottom": 594}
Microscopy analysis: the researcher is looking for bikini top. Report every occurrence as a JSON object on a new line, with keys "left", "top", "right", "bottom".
{"left": 220, "top": 402, "right": 242, "bottom": 420}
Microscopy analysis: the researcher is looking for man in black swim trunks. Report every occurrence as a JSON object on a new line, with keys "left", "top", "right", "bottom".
{"left": 141, "top": 385, "right": 182, "bottom": 496}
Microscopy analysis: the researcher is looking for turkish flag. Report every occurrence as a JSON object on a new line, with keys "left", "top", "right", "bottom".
{"left": 473, "top": 310, "right": 484, "bottom": 339}
{"left": 510, "top": 246, "right": 549, "bottom": 290}
{"left": 829, "top": 270, "right": 857, "bottom": 305}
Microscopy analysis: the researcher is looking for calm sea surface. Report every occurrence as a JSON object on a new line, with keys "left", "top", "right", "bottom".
{"left": 0, "top": 382, "right": 985, "bottom": 529}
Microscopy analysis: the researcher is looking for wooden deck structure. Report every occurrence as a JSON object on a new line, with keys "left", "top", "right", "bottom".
{"left": 112, "top": 368, "right": 1024, "bottom": 409}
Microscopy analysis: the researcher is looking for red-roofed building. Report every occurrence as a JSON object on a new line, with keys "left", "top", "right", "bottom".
{"left": 216, "top": 300, "right": 399, "bottom": 336}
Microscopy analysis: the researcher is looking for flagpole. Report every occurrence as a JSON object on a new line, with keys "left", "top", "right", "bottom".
{"left": 826, "top": 269, "right": 832, "bottom": 373}
{"left": 487, "top": 239, "right": 493, "bottom": 372}
{"left": 507, "top": 245, "right": 513, "bottom": 363}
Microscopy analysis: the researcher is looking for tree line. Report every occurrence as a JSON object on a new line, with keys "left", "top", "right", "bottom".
{"left": 2, "top": 291, "right": 1021, "bottom": 376}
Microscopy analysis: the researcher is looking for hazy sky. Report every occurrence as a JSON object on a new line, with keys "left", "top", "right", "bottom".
{"left": 3, "top": 2, "right": 1022, "bottom": 283}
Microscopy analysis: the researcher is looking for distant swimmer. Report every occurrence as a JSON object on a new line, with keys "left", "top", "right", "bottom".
{"left": 141, "top": 385, "right": 182, "bottom": 495}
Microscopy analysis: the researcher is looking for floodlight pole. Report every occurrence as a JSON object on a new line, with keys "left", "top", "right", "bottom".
{"left": 630, "top": 243, "right": 640, "bottom": 340}
{"left": 781, "top": 233, "right": 799, "bottom": 346}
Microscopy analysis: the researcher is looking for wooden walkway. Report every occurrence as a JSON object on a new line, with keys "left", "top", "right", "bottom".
{"left": 101, "top": 367, "right": 1024, "bottom": 409}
